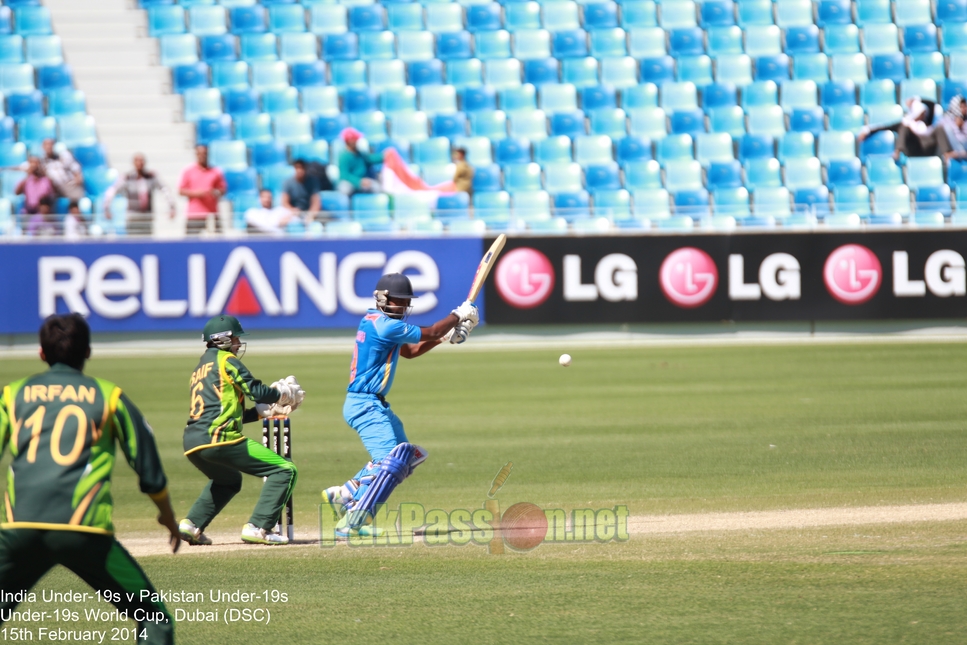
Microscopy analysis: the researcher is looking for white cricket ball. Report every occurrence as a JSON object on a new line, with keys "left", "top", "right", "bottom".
{"left": 559, "top": 353, "right": 572, "bottom": 367}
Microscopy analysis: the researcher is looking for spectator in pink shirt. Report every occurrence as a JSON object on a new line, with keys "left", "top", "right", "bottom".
{"left": 178, "top": 145, "right": 226, "bottom": 235}
{"left": 16, "top": 156, "right": 55, "bottom": 214}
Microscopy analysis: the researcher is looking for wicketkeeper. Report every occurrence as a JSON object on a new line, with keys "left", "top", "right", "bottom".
{"left": 180, "top": 315, "right": 304, "bottom": 546}
{"left": 0, "top": 314, "right": 179, "bottom": 644}
{"left": 323, "top": 273, "right": 478, "bottom": 537}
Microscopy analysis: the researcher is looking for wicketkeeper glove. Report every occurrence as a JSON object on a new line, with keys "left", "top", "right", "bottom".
{"left": 256, "top": 402, "right": 293, "bottom": 418}
{"left": 284, "top": 375, "right": 306, "bottom": 409}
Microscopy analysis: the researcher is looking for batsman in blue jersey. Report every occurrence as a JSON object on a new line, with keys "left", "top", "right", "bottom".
{"left": 323, "top": 273, "right": 478, "bottom": 537}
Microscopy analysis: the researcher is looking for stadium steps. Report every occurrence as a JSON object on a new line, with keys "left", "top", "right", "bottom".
{"left": 46, "top": 0, "right": 191, "bottom": 235}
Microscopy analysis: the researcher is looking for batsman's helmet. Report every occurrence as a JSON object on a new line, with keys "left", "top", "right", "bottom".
{"left": 202, "top": 315, "right": 248, "bottom": 357}
{"left": 374, "top": 273, "right": 417, "bottom": 319}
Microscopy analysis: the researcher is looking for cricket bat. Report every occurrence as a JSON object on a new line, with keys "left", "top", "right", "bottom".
{"left": 467, "top": 234, "right": 506, "bottom": 302}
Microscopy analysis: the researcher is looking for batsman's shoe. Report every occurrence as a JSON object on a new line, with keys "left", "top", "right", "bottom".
{"left": 333, "top": 515, "right": 384, "bottom": 539}
{"left": 240, "top": 523, "right": 289, "bottom": 545}
{"left": 178, "top": 519, "right": 212, "bottom": 546}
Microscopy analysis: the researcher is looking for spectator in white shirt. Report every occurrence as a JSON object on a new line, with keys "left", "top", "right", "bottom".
{"left": 245, "top": 189, "right": 298, "bottom": 236}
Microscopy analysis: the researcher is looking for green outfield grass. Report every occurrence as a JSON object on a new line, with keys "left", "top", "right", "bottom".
{"left": 2, "top": 342, "right": 967, "bottom": 644}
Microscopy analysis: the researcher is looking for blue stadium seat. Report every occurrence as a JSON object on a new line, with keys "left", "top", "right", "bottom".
{"left": 828, "top": 104, "right": 865, "bottom": 131}
{"left": 831, "top": 53, "right": 869, "bottom": 83}
{"left": 674, "top": 188, "right": 710, "bottom": 214}
{"left": 323, "top": 33, "right": 358, "bottom": 61}
{"left": 485, "top": 58, "right": 523, "bottom": 89}
{"left": 562, "top": 57, "right": 600, "bottom": 87}
{"left": 622, "top": 84, "right": 659, "bottom": 109}
{"left": 871, "top": 53, "right": 906, "bottom": 82}
{"left": 17, "top": 115, "right": 54, "bottom": 146}
{"left": 433, "top": 113, "right": 468, "bottom": 139}
{"left": 707, "top": 25, "right": 743, "bottom": 56}
{"left": 426, "top": 4, "right": 463, "bottom": 34}
{"left": 554, "top": 191, "right": 591, "bottom": 219}
{"left": 863, "top": 24, "right": 899, "bottom": 55}
{"left": 575, "top": 134, "right": 614, "bottom": 165}
{"left": 639, "top": 56, "right": 674, "bottom": 85}
{"left": 794, "top": 185, "right": 830, "bottom": 215}
{"left": 895, "top": 0, "right": 932, "bottom": 26}
{"left": 436, "top": 192, "right": 471, "bottom": 220}
{"left": 536, "top": 136, "right": 573, "bottom": 164}
{"left": 793, "top": 53, "right": 830, "bottom": 82}
{"left": 746, "top": 25, "right": 782, "bottom": 57}
{"left": 201, "top": 34, "right": 238, "bottom": 62}
{"left": 550, "top": 110, "right": 586, "bottom": 137}
{"left": 349, "top": 110, "right": 387, "bottom": 142}
{"left": 414, "top": 137, "right": 452, "bottom": 165}
{"left": 624, "top": 160, "right": 663, "bottom": 189}
{"left": 824, "top": 24, "right": 860, "bottom": 54}
{"left": 938, "top": 0, "right": 967, "bottom": 23}
{"left": 183, "top": 87, "right": 222, "bottom": 122}
{"left": 243, "top": 33, "right": 279, "bottom": 62}
{"left": 703, "top": 83, "right": 737, "bottom": 108}
{"left": 822, "top": 80, "right": 857, "bottom": 107}
{"left": 461, "top": 86, "right": 497, "bottom": 112}
{"left": 467, "top": 4, "right": 502, "bottom": 32}
{"left": 910, "top": 52, "right": 946, "bottom": 82}
{"left": 591, "top": 28, "right": 628, "bottom": 58}
{"left": 780, "top": 79, "right": 818, "bottom": 113}
{"left": 701, "top": 0, "right": 735, "bottom": 27}
{"left": 496, "top": 137, "right": 532, "bottom": 165}
{"left": 210, "top": 61, "right": 247, "bottom": 90}
{"left": 616, "top": 135, "right": 652, "bottom": 163}
{"left": 622, "top": 1, "right": 658, "bottom": 29}
{"left": 263, "top": 87, "right": 299, "bottom": 115}
{"left": 250, "top": 141, "right": 286, "bottom": 170}
{"left": 149, "top": 6, "right": 186, "bottom": 37}
{"left": 313, "top": 113, "right": 349, "bottom": 141}
{"left": 554, "top": 29, "right": 589, "bottom": 59}
{"left": 344, "top": 88, "right": 378, "bottom": 113}
{"left": 269, "top": 5, "right": 306, "bottom": 33}
{"left": 856, "top": 0, "right": 892, "bottom": 25}
{"left": 236, "top": 113, "right": 273, "bottom": 145}
{"left": 697, "top": 132, "right": 734, "bottom": 166}
{"left": 524, "top": 58, "right": 559, "bottom": 85}
{"left": 475, "top": 30, "right": 512, "bottom": 60}
{"left": 350, "top": 6, "right": 386, "bottom": 32}
{"left": 784, "top": 157, "right": 823, "bottom": 190}
{"left": 818, "top": 0, "right": 852, "bottom": 26}
{"left": 301, "top": 86, "right": 339, "bottom": 116}
{"left": 172, "top": 62, "right": 209, "bottom": 93}
{"left": 715, "top": 54, "right": 753, "bottom": 86}
{"left": 420, "top": 85, "right": 458, "bottom": 115}
{"left": 873, "top": 184, "right": 911, "bottom": 216}
{"left": 756, "top": 54, "right": 790, "bottom": 82}
{"left": 543, "top": 1, "right": 580, "bottom": 32}
{"left": 904, "top": 25, "right": 938, "bottom": 54}
{"left": 397, "top": 31, "right": 434, "bottom": 63}
{"left": 789, "top": 106, "right": 825, "bottom": 134}
{"left": 707, "top": 159, "right": 743, "bottom": 188}
{"left": 470, "top": 110, "right": 508, "bottom": 139}
{"left": 0, "top": 35, "right": 22, "bottom": 64}
{"left": 586, "top": 163, "right": 621, "bottom": 190}
{"left": 359, "top": 31, "right": 395, "bottom": 61}
{"left": 943, "top": 23, "right": 967, "bottom": 54}
{"left": 669, "top": 27, "right": 705, "bottom": 57}
{"left": 661, "top": 1, "right": 698, "bottom": 29}
{"left": 390, "top": 111, "right": 429, "bottom": 142}
{"left": 629, "top": 27, "right": 668, "bottom": 58}
{"left": 14, "top": 6, "right": 50, "bottom": 36}
{"left": 387, "top": 4, "right": 423, "bottom": 33}
{"left": 189, "top": 6, "right": 227, "bottom": 36}
{"left": 713, "top": 186, "right": 750, "bottom": 217}
{"left": 7, "top": 90, "right": 40, "bottom": 119}
{"left": 657, "top": 133, "right": 694, "bottom": 164}
{"left": 818, "top": 130, "right": 857, "bottom": 164}
{"left": 739, "top": 133, "right": 775, "bottom": 160}
{"left": 742, "top": 80, "right": 778, "bottom": 108}
{"left": 670, "top": 109, "right": 705, "bottom": 135}
{"left": 709, "top": 106, "right": 745, "bottom": 136}
{"left": 309, "top": 5, "right": 347, "bottom": 36}
{"left": 230, "top": 6, "right": 266, "bottom": 34}
{"left": 540, "top": 84, "right": 578, "bottom": 114}
{"left": 433, "top": 32, "right": 468, "bottom": 62}
{"left": 446, "top": 59, "right": 483, "bottom": 88}
{"left": 543, "top": 161, "right": 583, "bottom": 194}
{"left": 69, "top": 143, "right": 102, "bottom": 170}
{"left": 586, "top": 2, "right": 619, "bottom": 29}
{"left": 677, "top": 55, "right": 713, "bottom": 85}
{"left": 47, "top": 88, "right": 84, "bottom": 116}
{"left": 744, "top": 157, "right": 783, "bottom": 189}
{"left": 752, "top": 186, "right": 791, "bottom": 218}
{"left": 915, "top": 185, "right": 952, "bottom": 215}
{"left": 906, "top": 156, "right": 944, "bottom": 189}
{"left": 57, "top": 114, "right": 96, "bottom": 148}
{"left": 589, "top": 108, "right": 627, "bottom": 138}
{"left": 738, "top": 0, "right": 773, "bottom": 27}
{"left": 503, "top": 162, "right": 541, "bottom": 192}
{"left": 224, "top": 87, "right": 258, "bottom": 117}
{"left": 786, "top": 26, "right": 820, "bottom": 55}
{"left": 778, "top": 131, "right": 815, "bottom": 160}
{"left": 827, "top": 158, "right": 862, "bottom": 187}
{"left": 628, "top": 106, "right": 668, "bottom": 139}
{"left": 160, "top": 34, "right": 198, "bottom": 67}
{"left": 508, "top": 109, "right": 547, "bottom": 140}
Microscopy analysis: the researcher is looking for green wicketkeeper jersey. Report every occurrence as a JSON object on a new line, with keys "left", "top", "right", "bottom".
{"left": 0, "top": 363, "right": 169, "bottom": 536}
{"left": 183, "top": 347, "right": 279, "bottom": 454}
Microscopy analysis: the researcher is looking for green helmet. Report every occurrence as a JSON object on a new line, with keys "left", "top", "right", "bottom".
{"left": 202, "top": 315, "right": 248, "bottom": 357}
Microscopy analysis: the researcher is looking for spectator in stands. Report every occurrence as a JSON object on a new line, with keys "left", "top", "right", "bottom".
{"left": 63, "top": 200, "right": 86, "bottom": 239}
{"left": 281, "top": 159, "right": 321, "bottom": 217}
{"left": 25, "top": 195, "right": 56, "bottom": 236}
{"left": 246, "top": 189, "right": 299, "bottom": 236}
{"left": 179, "top": 145, "right": 226, "bottom": 235}
{"left": 858, "top": 97, "right": 940, "bottom": 160}
{"left": 40, "top": 138, "right": 85, "bottom": 201}
{"left": 337, "top": 128, "right": 383, "bottom": 196}
{"left": 452, "top": 148, "right": 473, "bottom": 195}
{"left": 16, "top": 156, "right": 56, "bottom": 215}
{"left": 111, "top": 153, "right": 175, "bottom": 236}
{"left": 938, "top": 96, "right": 967, "bottom": 161}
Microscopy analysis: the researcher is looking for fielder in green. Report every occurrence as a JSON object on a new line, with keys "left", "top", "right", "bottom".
{"left": 0, "top": 314, "right": 180, "bottom": 645}
{"left": 179, "top": 315, "right": 304, "bottom": 546}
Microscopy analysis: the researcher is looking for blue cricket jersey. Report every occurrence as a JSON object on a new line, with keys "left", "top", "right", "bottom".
{"left": 347, "top": 309, "right": 423, "bottom": 396}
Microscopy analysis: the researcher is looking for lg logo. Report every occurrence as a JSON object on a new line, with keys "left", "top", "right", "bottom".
{"left": 659, "top": 248, "right": 718, "bottom": 308}
{"left": 494, "top": 248, "right": 555, "bottom": 309}
{"left": 823, "top": 244, "right": 882, "bottom": 305}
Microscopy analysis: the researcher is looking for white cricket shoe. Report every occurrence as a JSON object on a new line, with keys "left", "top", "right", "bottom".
{"left": 241, "top": 523, "right": 289, "bottom": 545}
{"left": 178, "top": 519, "right": 212, "bottom": 546}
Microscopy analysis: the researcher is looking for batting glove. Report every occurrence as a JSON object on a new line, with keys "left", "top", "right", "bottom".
{"left": 449, "top": 322, "right": 472, "bottom": 345}
{"left": 450, "top": 300, "right": 479, "bottom": 325}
